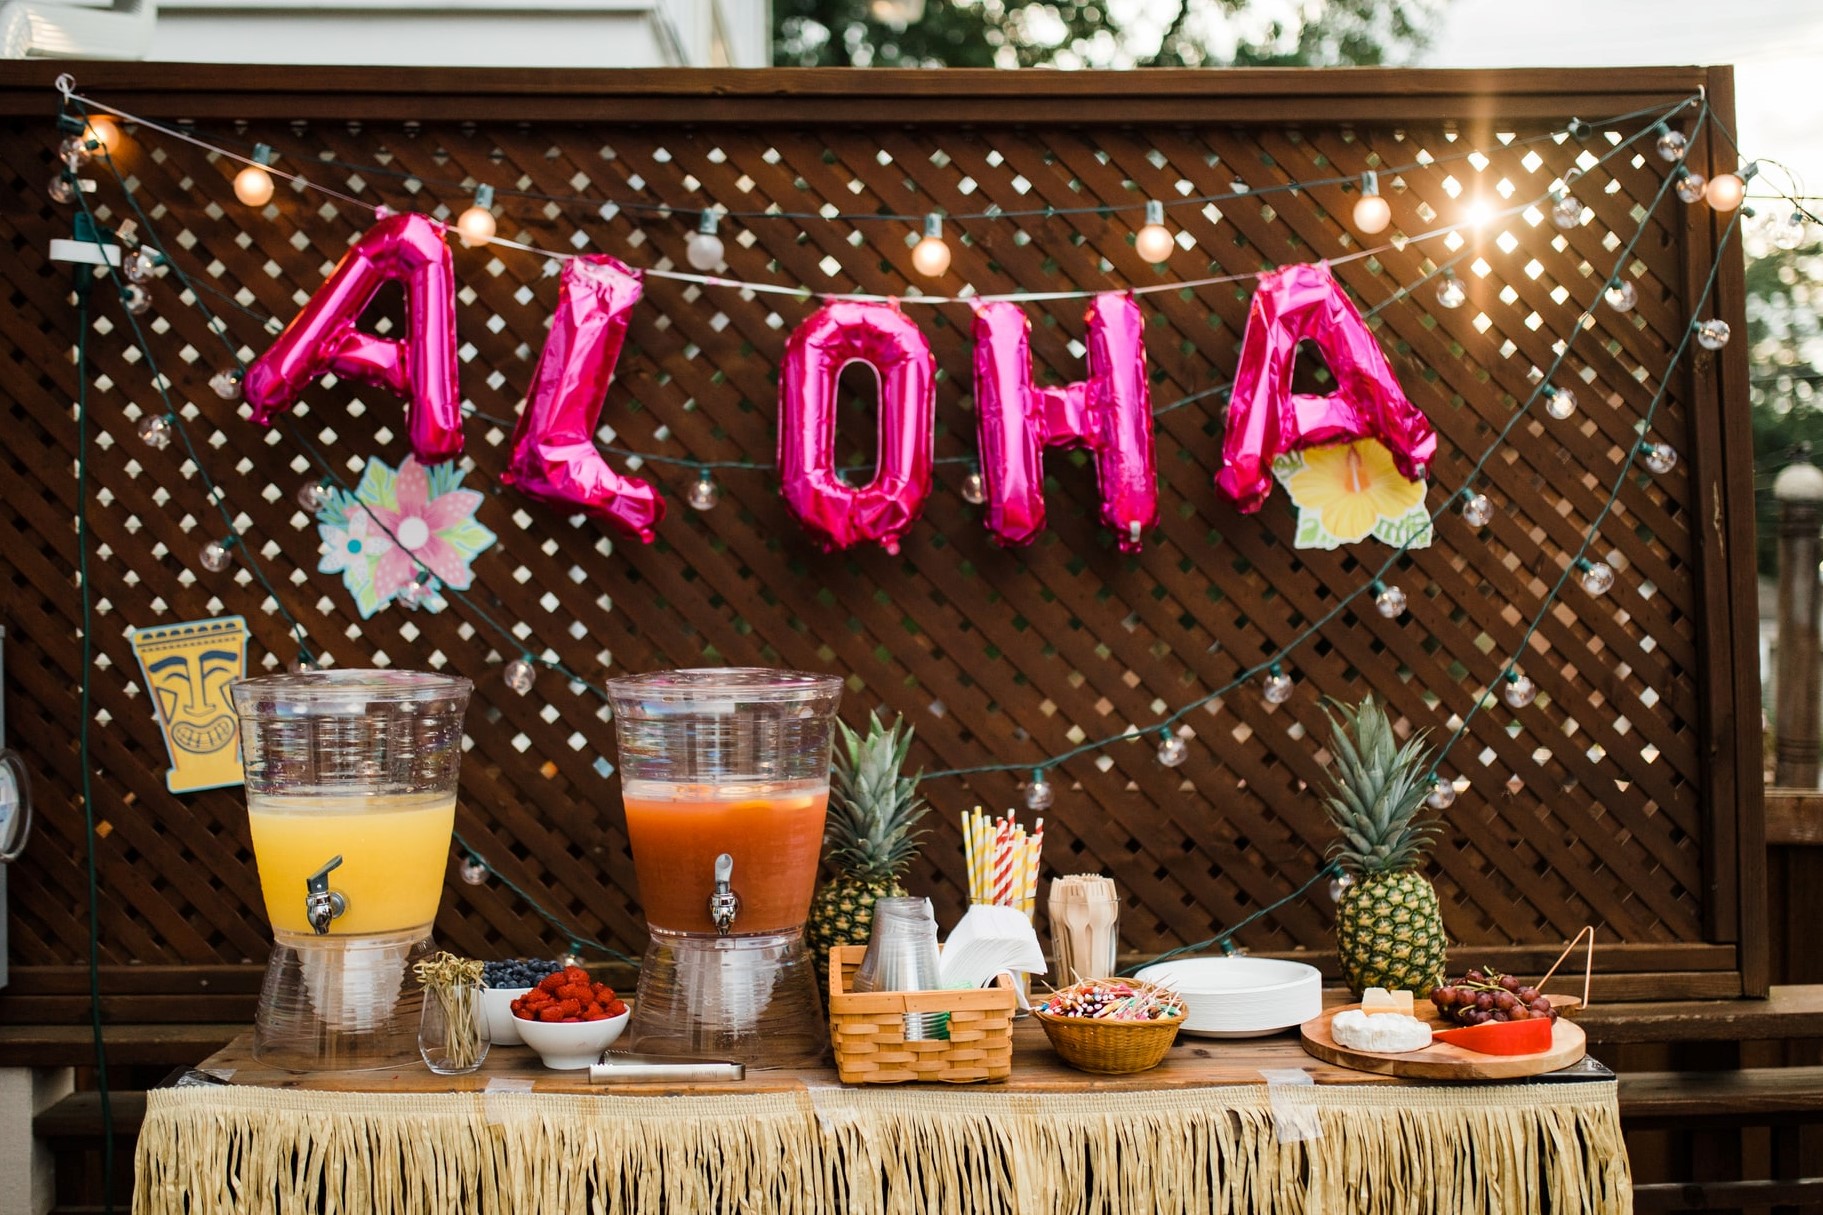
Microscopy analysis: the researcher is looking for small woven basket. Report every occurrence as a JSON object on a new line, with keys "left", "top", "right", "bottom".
{"left": 1033, "top": 981, "right": 1186, "bottom": 1075}
{"left": 827, "top": 945, "right": 1016, "bottom": 1084}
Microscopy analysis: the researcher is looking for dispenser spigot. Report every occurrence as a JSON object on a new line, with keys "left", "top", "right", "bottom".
{"left": 305, "top": 855, "right": 349, "bottom": 934}
{"left": 708, "top": 852, "right": 740, "bottom": 935}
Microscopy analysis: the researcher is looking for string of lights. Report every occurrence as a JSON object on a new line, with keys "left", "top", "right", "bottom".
{"left": 49, "top": 85, "right": 1778, "bottom": 960}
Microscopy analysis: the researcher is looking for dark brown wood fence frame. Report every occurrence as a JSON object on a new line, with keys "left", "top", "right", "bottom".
{"left": 0, "top": 63, "right": 1765, "bottom": 1022}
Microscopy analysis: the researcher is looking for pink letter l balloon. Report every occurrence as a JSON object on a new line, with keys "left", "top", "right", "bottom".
{"left": 972, "top": 293, "right": 1158, "bottom": 551}
{"left": 500, "top": 255, "right": 665, "bottom": 543}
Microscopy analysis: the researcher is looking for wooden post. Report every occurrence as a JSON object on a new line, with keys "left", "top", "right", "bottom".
{"left": 1773, "top": 463, "right": 1823, "bottom": 788}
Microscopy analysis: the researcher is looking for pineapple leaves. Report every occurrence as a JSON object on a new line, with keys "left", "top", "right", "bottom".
{"left": 826, "top": 710, "right": 930, "bottom": 883}
{"left": 1317, "top": 695, "right": 1441, "bottom": 878}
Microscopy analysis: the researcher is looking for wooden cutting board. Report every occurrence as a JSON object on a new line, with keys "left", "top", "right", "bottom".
{"left": 1300, "top": 1005, "right": 1586, "bottom": 1080}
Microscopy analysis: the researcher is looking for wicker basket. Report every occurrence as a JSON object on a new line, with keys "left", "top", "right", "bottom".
{"left": 827, "top": 945, "right": 1016, "bottom": 1084}
{"left": 1034, "top": 982, "right": 1186, "bottom": 1075}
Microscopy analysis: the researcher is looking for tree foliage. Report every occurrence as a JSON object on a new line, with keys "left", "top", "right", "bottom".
{"left": 1747, "top": 232, "right": 1823, "bottom": 576}
{"left": 773, "top": 0, "right": 1442, "bottom": 70}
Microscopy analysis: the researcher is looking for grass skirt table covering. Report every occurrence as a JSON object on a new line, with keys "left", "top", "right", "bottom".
{"left": 135, "top": 1036, "right": 1631, "bottom": 1215}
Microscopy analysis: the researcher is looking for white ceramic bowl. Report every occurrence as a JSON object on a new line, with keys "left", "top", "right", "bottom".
{"left": 481, "top": 987, "right": 531, "bottom": 1046}
{"left": 514, "top": 1009, "right": 631, "bottom": 1070}
{"left": 1134, "top": 957, "right": 1323, "bottom": 1038}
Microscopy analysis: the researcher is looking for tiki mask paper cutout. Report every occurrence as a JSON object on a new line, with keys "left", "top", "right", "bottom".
{"left": 129, "top": 616, "right": 250, "bottom": 793}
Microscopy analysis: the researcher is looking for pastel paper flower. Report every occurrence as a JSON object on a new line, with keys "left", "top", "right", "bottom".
{"left": 314, "top": 455, "right": 495, "bottom": 618}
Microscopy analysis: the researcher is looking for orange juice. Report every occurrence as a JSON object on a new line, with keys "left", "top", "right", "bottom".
{"left": 623, "top": 779, "right": 828, "bottom": 934}
{"left": 248, "top": 791, "right": 455, "bottom": 935}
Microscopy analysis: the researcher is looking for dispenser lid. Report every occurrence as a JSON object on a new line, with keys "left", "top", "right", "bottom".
{"left": 232, "top": 669, "right": 473, "bottom": 718}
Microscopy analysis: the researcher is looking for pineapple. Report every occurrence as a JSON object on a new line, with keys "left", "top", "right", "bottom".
{"left": 1320, "top": 696, "right": 1449, "bottom": 997}
{"left": 806, "top": 711, "right": 930, "bottom": 985}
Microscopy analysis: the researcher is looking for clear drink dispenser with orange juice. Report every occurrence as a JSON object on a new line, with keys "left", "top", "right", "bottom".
{"left": 232, "top": 670, "right": 472, "bottom": 1070}
{"left": 609, "top": 668, "right": 842, "bottom": 1066}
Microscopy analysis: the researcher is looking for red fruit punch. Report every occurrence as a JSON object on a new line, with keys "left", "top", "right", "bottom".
{"left": 1432, "top": 1018, "right": 1553, "bottom": 1055}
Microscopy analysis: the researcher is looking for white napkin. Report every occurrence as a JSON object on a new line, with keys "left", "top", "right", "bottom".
{"left": 940, "top": 904, "right": 1048, "bottom": 997}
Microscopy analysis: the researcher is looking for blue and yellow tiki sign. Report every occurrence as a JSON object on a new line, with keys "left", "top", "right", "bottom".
{"left": 128, "top": 616, "right": 250, "bottom": 793}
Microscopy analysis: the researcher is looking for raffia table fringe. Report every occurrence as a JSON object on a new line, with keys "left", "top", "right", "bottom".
{"left": 133, "top": 1080, "right": 1630, "bottom": 1215}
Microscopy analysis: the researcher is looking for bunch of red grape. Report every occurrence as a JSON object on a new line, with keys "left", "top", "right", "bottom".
{"left": 1429, "top": 968, "right": 1559, "bottom": 1026}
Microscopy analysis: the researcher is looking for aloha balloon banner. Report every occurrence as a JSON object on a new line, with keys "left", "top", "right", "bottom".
{"left": 248, "top": 216, "right": 1429, "bottom": 555}
{"left": 972, "top": 293, "right": 1158, "bottom": 552}
{"left": 1215, "top": 262, "right": 1435, "bottom": 519}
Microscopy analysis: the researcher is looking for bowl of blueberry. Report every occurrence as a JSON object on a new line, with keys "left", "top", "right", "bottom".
{"left": 480, "top": 958, "right": 563, "bottom": 1045}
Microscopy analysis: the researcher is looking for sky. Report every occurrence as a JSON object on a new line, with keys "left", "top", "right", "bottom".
{"left": 1422, "top": 0, "right": 1823, "bottom": 209}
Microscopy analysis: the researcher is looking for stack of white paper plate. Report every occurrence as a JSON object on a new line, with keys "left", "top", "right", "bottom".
{"left": 1133, "top": 957, "right": 1324, "bottom": 1038}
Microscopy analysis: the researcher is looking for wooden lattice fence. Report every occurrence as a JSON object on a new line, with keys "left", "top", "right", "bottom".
{"left": 0, "top": 65, "right": 1762, "bottom": 1005}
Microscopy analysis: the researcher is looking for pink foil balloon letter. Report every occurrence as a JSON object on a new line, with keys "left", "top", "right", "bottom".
{"left": 500, "top": 255, "right": 664, "bottom": 543}
{"left": 1215, "top": 262, "right": 1435, "bottom": 514}
{"left": 971, "top": 293, "right": 1158, "bottom": 552}
{"left": 777, "top": 301, "right": 935, "bottom": 554}
{"left": 243, "top": 211, "right": 464, "bottom": 463}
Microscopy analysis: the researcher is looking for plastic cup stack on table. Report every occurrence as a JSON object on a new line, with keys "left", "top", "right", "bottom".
{"left": 850, "top": 896, "right": 946, "bottom": 1039}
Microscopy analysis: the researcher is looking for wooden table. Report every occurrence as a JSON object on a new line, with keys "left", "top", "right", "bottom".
{"left": 133, "top": 1021, "right": 1630, "bottom": 1215}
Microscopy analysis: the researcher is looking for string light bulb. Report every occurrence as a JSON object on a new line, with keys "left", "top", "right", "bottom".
{"left": 685, "top": 469, "right": 720, "bottom": 511}
{"left": 59, "top": 133, "right": 93, "bottom": 169}
{"left": 1551, "top": 192, "right": 1583, "bottom": 231}
{"left": 1603, "top": 278, "right": 1637, "bottom": 312}
{"left": 198, "top": 537, "right": 235, "bottom": 573}
{"left": 124, "top": 247, "right": 158, "bottom": 283}
{"left": 1653, "top": 124, "right": 1688, "bottom": 162}
{"left": 1328, "top": 871, "right": 1354, "bottom": 903}
{"left": 1543, "top": 384, "right": 1577, "bottom": 420}
{"left": 1676, "top": 167, "right": 1707, "bottom": 204}
{"left": 1642, "top": 441, "right": 1679, "bottom": 475}
{"left": 910, "top": 213, "right": 951, "bottom": 278}
{"left": 1461, "top": 491, "right": 1495, "bottom": 528}
{"left": 136, "top": 413, "right": 173, "bottom": 450}
{"left": 455, "top": 184, "right": 496, "bottom": 248}
{"left": 458, "top": 857, "right": 488, "bottom": 886}
{"left": 1767, "top": 211, "right": 1807, "bottom": 251}
{"left": 1262, "top": 664, "right": 1294, "bottom": 706}
{"left": 234, "top": 144, "right": 277, "bottom": 207}
{"left": 1371, "top": 581, "right": 1407, "bottom": 618}
{"left": 1353, "top": 170, "right": 1392, "bottom": 234}
{"left": 1694, "top": 318, "right": 1731, "bottom": 350}
{"left": 1426, "top": 775, "right": 1458, "bottom": 810}
{"left": 1704, "top": 171, "right": 1746, "bottom": 212}
{"left": 120, "top": 282, "right": 152, "bottom": 316}
{"left": 1156, "top": 728, "right": 1188, "bottom": 768}
{"left": 1577, "top": 557, "right": 1615, "bottom": 596}
{"left": 297, "top": 480, "right": 332, "bottom": 513}
{"left": 395, "top": 572, "right": 434, "bottom": 610}
{"left": 686, "top": 209, "right": 725, "bottom": 272}
{"left": 1134, "top": 199, "right": 1174, "bottom": 264}
{"left": 1502, "top": 669, "right": 1537, "bottom": 708}
{"left": 504, "top": 657, "right": 537, "bottom": 696}
{"left": 83, "top": 116, "right": 120, "bottom": 155}
{"left": 1025, "top": 768, "right": 1055, "bottom": 811}
{"left": 1435, "top": 269, "right": 1466, "bottom": 309}
{"left": 960, "top": 467, "right": 987, "bottom": 505}
{"left": 210, "top": 367, "right": 243, "bottom": 401}
{"left": 48, "top": 174, "right": 77, "bottom": 205}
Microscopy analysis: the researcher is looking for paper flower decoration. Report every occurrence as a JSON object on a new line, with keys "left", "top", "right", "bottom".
{"left": 1272, "top": 438, "right": 1432, "bottom": 550}
{"left": 315, "top": 454, "right": 496, "bottom": 618}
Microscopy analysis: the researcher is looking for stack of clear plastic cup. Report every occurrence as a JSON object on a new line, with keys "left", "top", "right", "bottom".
{"left": 850, "top": 897, "right": 946, "bottom": 1040}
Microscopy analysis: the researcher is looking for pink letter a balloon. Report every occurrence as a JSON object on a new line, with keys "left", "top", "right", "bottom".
{"left": 243, "top": 211, "right": 464, "bottom": 463}
{"left": 777, "top": 301, "right": 935, "bottom": 554}
{"left": 500, "top": 255, "right": 664, "bottom": 543}
{"left": 972, "top": 293, "right": 1158, "bottom": 551}
{"left": 1215, "top": 262, "right": 1435, "bottom": 514}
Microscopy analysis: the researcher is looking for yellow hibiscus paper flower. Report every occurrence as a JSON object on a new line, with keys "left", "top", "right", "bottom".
{"left": 1280, "top": 438, "right": 1428, "bottom": 547}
